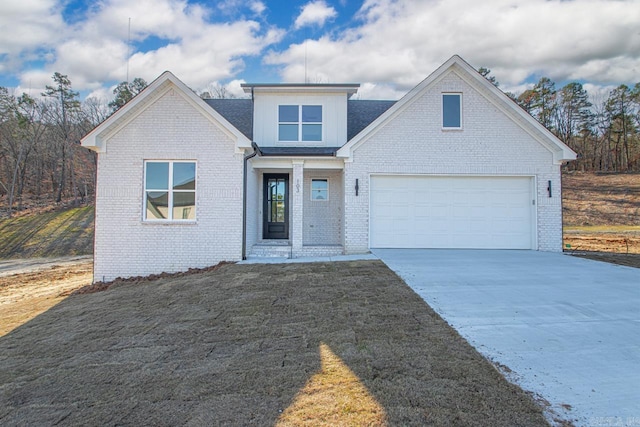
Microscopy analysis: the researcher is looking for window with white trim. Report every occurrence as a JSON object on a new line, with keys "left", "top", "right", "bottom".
{"left": 442, "top": 93, "right": 462, "bottom": 129}
{"left": 279, "top": 105, "right": 322, "bottom": 142}
{"left": 311, "top": 179, "right": 328, "bottom": 201}
{"left": 144, "top": 161, "right": 196, "bottom": 221}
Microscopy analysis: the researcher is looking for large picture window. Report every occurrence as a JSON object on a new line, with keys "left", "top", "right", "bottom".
{"left": 279, "top": 105, "right": 322, "bottom": 142}
{"left": 442, "top": 93, "right": 462, "bottom": 129}
{"left": 144, "top": 161, "right": 196, "bottom": 221}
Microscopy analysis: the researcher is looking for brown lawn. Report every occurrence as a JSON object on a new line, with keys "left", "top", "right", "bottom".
{"left": 0, "top": 261, "right": 549, "bottom": 426}
{"left": 563, "top": 172, "right": 640, "bottom": 267}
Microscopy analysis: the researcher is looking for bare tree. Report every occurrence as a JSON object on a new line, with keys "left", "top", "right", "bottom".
{"left": 42, "top": 72, "right": 81, "bottom": 203}
{"left": 199, "top": 83, "right": 237, "bottom": 99}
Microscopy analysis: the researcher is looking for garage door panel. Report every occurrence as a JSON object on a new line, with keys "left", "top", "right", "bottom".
{"left": 370, "top": 176, "right": 533, "bottom": 249}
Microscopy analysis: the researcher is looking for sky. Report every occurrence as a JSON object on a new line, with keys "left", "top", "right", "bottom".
{"left": 1, "top": 0, "right": 639, "bottom": 102}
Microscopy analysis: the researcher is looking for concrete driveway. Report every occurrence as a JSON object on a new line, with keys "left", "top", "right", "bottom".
{"left": 374, "top": 249, "right": 640, "bottom": 427}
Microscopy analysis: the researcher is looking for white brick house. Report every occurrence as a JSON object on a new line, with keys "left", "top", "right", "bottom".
{"left": 82, "top": 55, "right": 576, "bottom": 281}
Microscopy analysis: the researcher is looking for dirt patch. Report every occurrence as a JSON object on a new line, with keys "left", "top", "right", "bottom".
{"left": 0, "top": 261, "right": 93, "bottom": 336}
{"left": 563, "top": 172, "right": 640, "bottom": 259}
{"left": 563, "top": 230, "right": 640, "bottom": 255}
{"left": 0, "top": 261, "right": 550, "bottom": 426}
{"left": 72, "top": 261, "right": 233, "bottom": 295}
{"left": 568, "top": 252, "right": 640, "bottom": 269}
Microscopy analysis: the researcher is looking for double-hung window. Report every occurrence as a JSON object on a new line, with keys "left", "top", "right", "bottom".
{"left": 279, "top": 105, "right": 322, "bottom": 142}
{"left": 144, "top": 161, "right": 196, "bottom": 221}
{"left": 442, "top": 93, "right": 462, "bottom": 129}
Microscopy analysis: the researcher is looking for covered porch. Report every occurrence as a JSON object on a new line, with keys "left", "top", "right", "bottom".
{"left": 245, "top": 148, "right": 345, "bottom": 259}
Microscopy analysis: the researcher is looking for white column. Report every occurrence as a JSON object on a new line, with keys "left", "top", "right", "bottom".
{"left": 291, "top": 160, "right": 304, "bottom": 256}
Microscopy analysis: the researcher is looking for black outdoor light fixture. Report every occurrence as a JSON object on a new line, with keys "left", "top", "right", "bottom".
{"left": 547, "top": 180, "right": 552, "bottom": 198}
{"left": 355, "top": 179, "right": 359, "bottom": 196}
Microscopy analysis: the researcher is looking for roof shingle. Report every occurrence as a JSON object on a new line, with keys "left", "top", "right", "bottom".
{"left": 204, "top": 97, "right": 396, "bottom": 144}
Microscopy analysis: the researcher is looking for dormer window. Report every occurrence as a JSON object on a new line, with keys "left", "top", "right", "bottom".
{"left": 279, "top": 105, "right": 322, "bottom": 142}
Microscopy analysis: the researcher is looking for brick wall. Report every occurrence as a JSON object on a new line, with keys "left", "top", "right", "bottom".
{"left": 303, "top": 170, "right": 343, "bottom": 245}
{"left": 93, "top": 87, "right": 244, "bottom": 282}
{"left": 344, "top": 72, "right": 563, "bottom": 253}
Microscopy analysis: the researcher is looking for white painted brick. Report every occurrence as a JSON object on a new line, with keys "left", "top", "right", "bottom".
{"left": 343, "top": 73, "right": 563, "bottom": 253}
{"left": 93, "top": 89, "right": 243, "bottom": 282}
{"left": 95, "top": 71, "right": 566, "bottom": 281}
{"left": 303, "top": 170, "right": 343, "bottom": 245}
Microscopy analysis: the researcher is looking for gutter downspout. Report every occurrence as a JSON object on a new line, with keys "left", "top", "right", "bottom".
{"left": 242, "top": 87, "right": 256, "bottom": 260}
{"left": 242, "top": 143, "right": 259, "bottom": 260}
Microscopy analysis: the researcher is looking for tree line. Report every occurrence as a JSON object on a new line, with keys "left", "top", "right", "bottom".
{"left": 1, "top": 69, "right": 638, "bottom": 217}
{"left": 0, "top": 74, "right": 147, "bottom": 217}
{"left": 481, "top": 68, "right": 640, "bottom": 172}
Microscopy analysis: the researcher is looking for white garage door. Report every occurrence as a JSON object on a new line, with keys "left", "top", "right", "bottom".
{"left": 370, "top": 175, "right": 534, "bottom": 249}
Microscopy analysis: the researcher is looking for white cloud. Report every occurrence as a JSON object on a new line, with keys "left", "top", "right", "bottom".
{"left": 0, "top": 0, "right": 65, "bottom": 71}
{"left": 250, "top": 1, "right": 267, "bottom": 15}
{"left": 355, "top": 82, "right": 406, "bottom": 100}
{"left": 16, "top": 70, "right": 52, "bottom": 96}
{"left": 4, "top": 0, "right": 639, "bottom": 102}
{"left": 10, "top": 0, "right": 284, "bottom": 94}
{"left": 294, "top": 1, "right": 337, "bottom": 29}
{"left": 225, "top": 79, "right": 250, "bottom": 98}
{"left": 583, "top": 83, "right": 619, "bottom": 107}
{"left": 85, "top": 87, "right": 113, "bottom": 103}
{"left": 125, "top": 22, "right": 284, "bottom": 87}
{"left": 270, "top": 0, "right": 640, "bottom": 97}
{"left": 199, "top": 79, "right": 248, "bottom": 98}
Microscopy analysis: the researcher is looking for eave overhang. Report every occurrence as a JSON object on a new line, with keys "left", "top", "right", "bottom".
{"left": 81, "top": 71, "right": 251, "bottom": 154}
{"left": 336, "top": 55, "right": 577, "bottom": 165}
{"left": 242, "top": 83, "right": 359, "bottom": 98}
{"left": 252, "top": 143, "right": 340, "bottom": 157}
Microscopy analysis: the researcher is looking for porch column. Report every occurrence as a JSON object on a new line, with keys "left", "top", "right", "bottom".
{"left": 291, "top": 160, "right": 304, "bottom": 256}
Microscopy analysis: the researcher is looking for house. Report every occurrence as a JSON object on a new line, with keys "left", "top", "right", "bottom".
{"left": 81, "top": 55, "right": 576, "bottom": 282}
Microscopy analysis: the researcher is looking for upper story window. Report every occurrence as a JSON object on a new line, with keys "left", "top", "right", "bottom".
{"left": 442, "top": 93, "right": 462, "bottom": 129}
{"left": 279, "top": 105, "right": 322, "bottom": 142}
{"left": 144, "top": 161, "right": 196, "bottom": 221}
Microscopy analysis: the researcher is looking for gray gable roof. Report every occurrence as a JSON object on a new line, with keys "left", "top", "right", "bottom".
{"left": 204, "top": 98, "right": 396, "bottom": 143}
{"left": 347, "top": 100, "right": 396, "bottom": 141}
{"left": 204, "top": 99, "right": 253, "bottom": 140}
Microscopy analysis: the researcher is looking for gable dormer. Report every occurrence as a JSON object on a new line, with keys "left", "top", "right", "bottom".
{"left": 242, "top": 83, "right": 359, "bottom": 148}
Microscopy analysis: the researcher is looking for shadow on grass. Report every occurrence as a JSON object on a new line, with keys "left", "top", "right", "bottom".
{"left": 0, "top": 261, "right": 548, "bottom": 426}
{"left": 0, "top": 206, "right": 94, "bottom": 259}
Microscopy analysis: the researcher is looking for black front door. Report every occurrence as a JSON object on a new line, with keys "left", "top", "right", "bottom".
{"left": 263, "top": 174, "right": 289, "bottom": 239}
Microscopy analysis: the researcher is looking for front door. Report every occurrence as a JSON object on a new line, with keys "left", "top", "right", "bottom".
{"left": 263, "top": 174, "right": 289, "bottom": 239}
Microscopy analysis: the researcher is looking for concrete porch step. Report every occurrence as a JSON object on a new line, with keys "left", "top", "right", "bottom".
{"left": 249, "top": 243, "right": 345, "bottom": 258}
{"left": 250, "top": 244, "right": 292, "bottom": 258}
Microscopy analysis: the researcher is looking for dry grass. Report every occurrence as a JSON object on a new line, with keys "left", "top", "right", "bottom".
{"left": 563, "top": 172, "right": 640, "bottom": 257}
{"left": 0, "top": 261, "right": 549, "bottom": 426}
{"left": 0, "top": 206, "right": 94, "bottom": 259}
{"left": 277, "top": 342, "right": 387, "bottom": 426}
{"left": 562, "top": 172, "right": 640, "bottom": 227}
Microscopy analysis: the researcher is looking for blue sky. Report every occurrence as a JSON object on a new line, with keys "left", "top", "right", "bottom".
{"left": 1, "top": 0, "right": 639, "bottom": 101}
